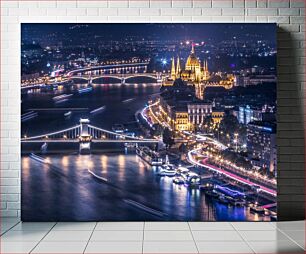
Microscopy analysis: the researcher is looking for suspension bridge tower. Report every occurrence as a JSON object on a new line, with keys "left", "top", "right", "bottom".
{"left": 79, "top": 118, "right": 92, "bottom": 154}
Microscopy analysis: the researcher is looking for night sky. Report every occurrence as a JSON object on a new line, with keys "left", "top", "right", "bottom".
{"left": 21, "top": 23, "right": 277, "bottom": 43}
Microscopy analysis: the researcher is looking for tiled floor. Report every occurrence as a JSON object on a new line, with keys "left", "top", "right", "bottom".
{"left": 0, "top": 219, "right": 304, "bottom": 253}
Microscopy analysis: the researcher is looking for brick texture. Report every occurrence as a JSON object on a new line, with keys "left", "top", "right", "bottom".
{"left": 0, "top": 0, "right": 305, "bottom": 220}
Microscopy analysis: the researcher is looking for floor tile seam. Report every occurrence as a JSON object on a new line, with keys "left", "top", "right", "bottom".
{"left": 88, "top": 240, "right": 196, "bottom": 242}
{"left": 52, "top": 229, "right": 97, "bottom": 231}
{"left": 231, "top": 223, "right": 256, "bottom": 254}
{"left": 275, "top": 227, "right": 306, "bottom": 250}
{"left": 230, "top": 222, "right": 276, "bottom": 231}
{"left": 142, "top": 221, "right": 145, "bottom": 254}
{"left": 194, "top": 240, "right": 252, "bottom": 242}
{"left": 83, "top": 222, "right": 98, "bottom": 254}
{"left": 94, "top": 229, "right": 146, "bottom": 231}
{"left": 229, "top": 222, "right": 239, "bottom": 231}
{"left": 29, "top": 222, "right": 58, "bottom": 254}
{"left": 187, "top": 222, "right": 200, "bottom": 254}
{"left": 269, "top": 222, "right": 277, "bottom": 229}
{"left": 0, "top": 221, "right": 21, "bottom": 236}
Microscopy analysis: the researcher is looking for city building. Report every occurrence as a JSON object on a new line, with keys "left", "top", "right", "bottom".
{"left": 165, "top": 44, "right": 234, "bottom": 100}
{"left": 159, "top": 78, "right": 194, "bottom": 132}
{"left": 188, "top": 101, "right": 213, "bottom": 128}
{"left": 211, "top": 109, "right": 225, "bottom": 127}
{"left": 172, "top": 106, "right": 191, "bottom": 131}
{"left": 247, "top": 121, "right": 277, "bottom": 176}
{"left": 235, "top": 74, "right": 277, "bottom": 87}
{"left": 170, "top": 44, "right": 209, "bottom": 83}
{"left": 160, "top": 78, "right": 214, "bottom": 132}
{"left": 238, "top": 105, "right": 262, "bottom": 124}
{"left": 158, "top": 99, "right": 192, "bottom": 132}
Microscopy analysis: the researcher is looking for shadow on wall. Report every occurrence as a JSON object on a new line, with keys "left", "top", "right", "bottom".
{"left": 277, "top": 27, "right": 305, "bottom": 221}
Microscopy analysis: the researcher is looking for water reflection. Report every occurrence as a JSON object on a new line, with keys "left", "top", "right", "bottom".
{"left": 138, "top": 160, "right": 146, "bottom": 177}
{"left": 117, "top": 154, "right": 125, "bottom": 181}
{"left": 61, "top": 156, "right": 69, "bottom": 168}
{"left": 22, "top": 152, "right": 267, "bottom": 221}
{"left": 100, "top": 155, "right": 108, "bottom": 173}
{"left": 21, "top": 81, "right": 265, "bottom": 221}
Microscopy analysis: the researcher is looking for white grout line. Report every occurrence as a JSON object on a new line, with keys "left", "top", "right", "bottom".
{"left": 29, "top": 222, "right": 57, "bottom": 254}
{"left": 0, "top": 220, "right": 21, "bottom": 236}
{"left": 276, "top": 227, "right": 305, "bottom": 251}
{"left": 187, "top": 222, "right": 200, "bottom": 254}
{"left": 230, "top": 222, "right": 256, "bottom": 254}
{"left": 229, "top": 221, "right": 237, "bottom": 231}
{"left": 141, "top": 221, "right": 145, "bottom": 254}
{"left": 269, "top": 221, "right": 277, "bottom": 229}
{"left": 82, "top": 222, "right": 97, "bottom": 254}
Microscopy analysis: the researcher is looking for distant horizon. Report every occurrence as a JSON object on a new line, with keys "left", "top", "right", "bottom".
{"left": 22, "top": 23, "right": 276, "bottom": 43}
{"left": 21, "top": 23, "right": 276, "bottom": 76}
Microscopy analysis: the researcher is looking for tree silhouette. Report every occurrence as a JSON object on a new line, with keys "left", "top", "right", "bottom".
{"left": 162, "top": 128, "right": 174, "bottom": 149}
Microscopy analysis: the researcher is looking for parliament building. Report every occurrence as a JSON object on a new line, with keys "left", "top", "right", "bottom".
{"left": 164, "top": 43, "right": 235, "bottom": 100}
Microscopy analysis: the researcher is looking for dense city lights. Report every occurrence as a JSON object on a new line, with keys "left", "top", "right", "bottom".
{"left": 21, "top": 24, "right": 277, "bottom": 221}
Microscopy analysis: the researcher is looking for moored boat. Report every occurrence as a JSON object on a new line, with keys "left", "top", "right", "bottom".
{"left": 218, "top": 195, "right": 229, "bottom": 205}
{"left": 184, "top": 172, "right": 201, "bottom": 185}
{"left": 228, "top": 197, "right": 246, "bottom": 206}
{"left": 250, "top": 204, "right": 265, "bottom": 214}
{"left": 158, "top": 155, "right": 176, "bottom": 177}
{"left": 199, "top": 183, "right": 214, "bottom": 191}
{"left": 173, "top": 176, "right": 185, "bottom": 184}
{"left": 158, "top": 165, "right": 176, "bottom": 177}
{"left": 205, "top": 190, "right": 219, "bottom": 199}
{"left": 136, "top": 146, "right": 162, "bottom": 166}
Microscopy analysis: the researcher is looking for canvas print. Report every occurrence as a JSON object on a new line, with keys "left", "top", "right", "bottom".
{"left": 21, "top": 24, "right": 277, "bottom": 221}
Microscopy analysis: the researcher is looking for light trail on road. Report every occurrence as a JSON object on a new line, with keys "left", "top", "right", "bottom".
{"left": 187, "top": 148, "right": 277, "bottom": 197}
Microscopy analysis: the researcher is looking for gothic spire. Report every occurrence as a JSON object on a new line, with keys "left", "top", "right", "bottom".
{"left": 171, "top": 57, "right": 176, "bottom": 80}
{"left": 176, "top": 56, "right": 181, "bottom": 77}
{"left": 191, "top": 42, "right": 195, "bottom": 54}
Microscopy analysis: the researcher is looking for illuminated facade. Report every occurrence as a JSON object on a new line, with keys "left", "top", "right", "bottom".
{"left": 170, "top": 44, "right": 209, "bottom": 83}
{"left": 247, "top": 122, "right": 277, "bottom": 176}
{"left": 159, "top": 79, "right": 196, "bottom": 132}
{"left": 212, "top": 110, "right": 225, "bottom": 126}
{"left": 188, "top": 102, "right": 212, "bottom": 128}
{"left": 158, "top": 100, "right": 192, "bottom": 132}
{"left": 173, "top": 110, "right": 190, "bottom": 131}
{"left": 238, "top": 105, "right": 262, "bottom": 124}
{"left": 167, "top": 44, "right": 234, "bottom": 99}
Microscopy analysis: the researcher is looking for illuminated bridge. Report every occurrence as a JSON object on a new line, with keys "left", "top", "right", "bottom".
{"left": 66, "top": 62, "right": 150, "bottom": 76}
{"left": 21, "top": 119, "right": 160, "bottom": 154}
{"left": 70, "top": 73, "right": 163, "bottom": 83}
{"left": 68, "top": 61, "right": 164, "bottom": 83}
{"left": 21, "top": 62, "right": 166, "bottom": 89}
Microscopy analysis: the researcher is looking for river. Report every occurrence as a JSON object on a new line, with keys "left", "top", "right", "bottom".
{"left": 21, "top": 80, "right": 269, "bottom": 221}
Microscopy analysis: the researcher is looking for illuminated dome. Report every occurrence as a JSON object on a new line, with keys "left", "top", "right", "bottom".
{"left": 185, "top": 44, "right": 200, "bottom": 70}
{"left": 186, "top": 54, "right": 200, "bottom": 66}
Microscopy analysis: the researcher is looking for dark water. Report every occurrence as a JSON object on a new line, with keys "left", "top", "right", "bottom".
{"left": 21, "top": 81, "right": 268, "bottom": 221}
{"left": 22, "top": 82, "right": 158, "bottom": 136}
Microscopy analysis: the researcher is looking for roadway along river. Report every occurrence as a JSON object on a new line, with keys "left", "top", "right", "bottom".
{"left": 21, "top": 80, "right": 269, "bottom": 221}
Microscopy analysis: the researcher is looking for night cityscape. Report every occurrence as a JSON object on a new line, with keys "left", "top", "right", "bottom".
{"left": 21, "top": 23, "right": 277, "bottom": 221}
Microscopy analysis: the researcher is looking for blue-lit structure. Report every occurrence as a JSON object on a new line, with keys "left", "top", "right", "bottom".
{"left": 215, "top": 185, "right": 246, "bottom": 199}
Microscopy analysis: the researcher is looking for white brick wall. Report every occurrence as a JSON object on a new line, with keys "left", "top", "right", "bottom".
{"left": 1, "top": 0, "right": 305, "bottom": 219}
